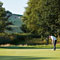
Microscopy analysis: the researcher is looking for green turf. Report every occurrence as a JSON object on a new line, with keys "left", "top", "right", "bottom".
{"left": 0, "top": 44, "right": 60, "bottom": 49}
{"left": 0, "top": 49, "right": 60, "bottom": 60}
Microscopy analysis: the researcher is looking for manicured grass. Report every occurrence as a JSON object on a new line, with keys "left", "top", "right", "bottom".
{"left": 0, "top": 44, "right": 60, "bottom": 60}
{"left": 0, "top": 44, "right": 60, "bottom": 49}
{"left": 0, "top": 49, "right": 60, "bottom": 60}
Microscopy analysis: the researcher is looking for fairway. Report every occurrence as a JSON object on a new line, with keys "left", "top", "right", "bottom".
{"left": 0, "top": 49, "right": 60, "bottom": 60}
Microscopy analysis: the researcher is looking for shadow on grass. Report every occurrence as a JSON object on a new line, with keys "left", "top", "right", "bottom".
{"left": 0, "top": 46, "right": 52, "bottom": 49}
{"left": 0, "top": 46, "right": 60, "bottom": 49}
{"left": 0, "top": 56, "right": 60, "bottom": 60}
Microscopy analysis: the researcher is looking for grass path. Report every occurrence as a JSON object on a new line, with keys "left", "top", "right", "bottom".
{"left": 0, "top": 49, "right": 60, "bottom": 60}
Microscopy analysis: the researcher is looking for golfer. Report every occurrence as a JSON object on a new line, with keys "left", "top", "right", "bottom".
{"left": 49, "top": 35, "right": 57, "bottom": 51}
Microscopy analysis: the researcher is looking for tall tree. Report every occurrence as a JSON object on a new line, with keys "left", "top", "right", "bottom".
{"left": 22, "top": 0, "right": 41, "bottom": 34}
{"left": 0, "top": 1, "right": 6, "bottom": 32}
{"left": 22, "top": 0, "right": 60, "bottom": 37}
{"left": 0, "top": 1, "right": 12, "bottom": 32}
{"left": 39, "top": 0, "right": 60, "bottom": 36}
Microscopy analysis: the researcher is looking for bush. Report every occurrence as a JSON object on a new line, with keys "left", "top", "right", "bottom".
{"left": 1, "top": 33, "right": 59, "bottom": 45}
{"left": 12, "top": 33, "right": 47, "bottom": 45}
{"left": 0, "top": 33, "right": 11, "bottom": 44}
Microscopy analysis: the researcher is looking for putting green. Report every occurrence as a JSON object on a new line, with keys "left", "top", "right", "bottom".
{"left": 0, "top": 49, "right": 60, "bottom": 60}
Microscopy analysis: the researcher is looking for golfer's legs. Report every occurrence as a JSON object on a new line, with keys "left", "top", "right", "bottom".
{"left": 54, "top": 40, "right": 57, "bottom": 50}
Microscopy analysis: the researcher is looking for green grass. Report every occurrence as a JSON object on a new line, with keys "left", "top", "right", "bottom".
{"left": 0, "top": 45, "right": 60, "bottom": 60}
{"left": 0, "top": 44, "right": 60, "bottom": 49}
{"left": 0, "top": 49, "right": 60, "bottom": 60}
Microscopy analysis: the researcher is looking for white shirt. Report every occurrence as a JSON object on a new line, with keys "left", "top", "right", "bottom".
{"left": 50, "top": 36, "right": 57, "bottom": 40}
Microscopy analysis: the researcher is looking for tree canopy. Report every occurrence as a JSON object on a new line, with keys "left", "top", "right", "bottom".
{"left": 0, "top": 1, "right": 12, "bottom": 32}
{"left": 22, "top": 0, "right": 60, "bottom": 38}
{"left": 0, "top": 1, "right": 6, "bottom": 32}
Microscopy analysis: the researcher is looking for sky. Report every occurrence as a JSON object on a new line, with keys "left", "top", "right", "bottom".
{"left": 0, "top": 0, "right": 28, "bottom": 15}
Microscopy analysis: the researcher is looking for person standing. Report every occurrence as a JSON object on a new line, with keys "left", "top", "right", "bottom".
{"left": 49, "top": 35, "right": 57, "bottom": 51}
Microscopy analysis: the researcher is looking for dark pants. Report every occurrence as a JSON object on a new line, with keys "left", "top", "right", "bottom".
{"left": 53, "top": 40, "right": 57, "bottom": 50}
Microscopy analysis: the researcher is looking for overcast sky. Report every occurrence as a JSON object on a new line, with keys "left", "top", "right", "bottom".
{"left": 0, "top": 0, "right": 28, "bottom": 15}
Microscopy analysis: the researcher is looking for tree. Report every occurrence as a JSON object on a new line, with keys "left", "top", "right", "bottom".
{"left": 22, "top": 0, "right": 60, "bottom": 38}
{"left": 39, "top": 0, "right": 60, "bottom": 36}
{"left": 22, "top": 0, "right": 41, "bottom": 34}
{"left": 0, "top": 1, "right": 6, "bottom": 32}
{"left": 0, "top": 2, "right": 13, "bottom": 32}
